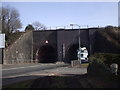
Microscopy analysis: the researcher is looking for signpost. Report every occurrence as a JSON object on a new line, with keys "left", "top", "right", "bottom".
{"left": 0, "top": 34, "right": 5, "bottom": 64}
{"left": 0, "top": 34, "right": 5, "bottom": 48}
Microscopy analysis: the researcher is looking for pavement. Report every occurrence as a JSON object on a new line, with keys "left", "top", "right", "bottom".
{"left": 1, "top": 63, "right": 88, "bottom": 86}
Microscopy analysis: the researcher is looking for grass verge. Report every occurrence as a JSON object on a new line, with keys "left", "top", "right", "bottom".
{"left": 2, "top": 79, "right": 34, "bottom": 89}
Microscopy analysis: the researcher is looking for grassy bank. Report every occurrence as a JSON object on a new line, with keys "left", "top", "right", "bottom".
{"left": 3, "top": 74, "right": 119, "bottom": 89}
{"left": 3, "top": 80, "right": 33, "bottom": 89}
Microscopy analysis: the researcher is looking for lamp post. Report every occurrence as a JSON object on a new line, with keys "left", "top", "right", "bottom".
{"left": 70, "top": 24, "right": 81, "bottom": 64}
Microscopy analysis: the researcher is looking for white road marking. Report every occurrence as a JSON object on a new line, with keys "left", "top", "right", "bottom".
{"left": 2, "top": 70, "right": 59, "bottom": 78}
{"left": 2, "top": 65, "right": 42, "bottom": 71}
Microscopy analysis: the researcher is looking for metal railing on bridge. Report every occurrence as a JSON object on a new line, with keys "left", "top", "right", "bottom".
{"left": 45, "top": 25, "right": 101, "bottom": 30}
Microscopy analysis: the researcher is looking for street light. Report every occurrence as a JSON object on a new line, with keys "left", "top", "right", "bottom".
{"left": 45, "top": 40, "right": 49, "bottom": 44}
{"left": 70, "top": 23, "right": 81, "bottom": 64}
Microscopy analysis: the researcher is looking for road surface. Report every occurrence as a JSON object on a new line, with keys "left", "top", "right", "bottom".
{"left": 2, "top": 63, "right": 87, "bottom": 86}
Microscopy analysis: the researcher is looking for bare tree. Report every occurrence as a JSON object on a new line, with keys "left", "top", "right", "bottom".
{"left": 1, "top": 6, "right": 22, "bottom": 34}
{"left": 32, "top": 21, "right": 47, "bottom": 30}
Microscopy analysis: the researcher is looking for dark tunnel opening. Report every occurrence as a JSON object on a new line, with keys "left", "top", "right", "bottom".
{"left": 37, "top": 45, "right": 57, "bottom": 63}
{"left": 66, "top": 44, "right": 84, "bottom": 63}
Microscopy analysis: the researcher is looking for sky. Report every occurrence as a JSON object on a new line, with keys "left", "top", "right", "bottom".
{"left": 118, "top": 1, "right": 120, "bottom": 27}
{"left": 2, "top": 2, "right": 118, "bottom": 31}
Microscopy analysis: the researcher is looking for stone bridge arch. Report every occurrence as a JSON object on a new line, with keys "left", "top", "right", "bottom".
{"left": 36, "top": 45, "right": 57, "bottom": 63}
{"left": 65, "top": 43, "right": 89, "bottom": 63}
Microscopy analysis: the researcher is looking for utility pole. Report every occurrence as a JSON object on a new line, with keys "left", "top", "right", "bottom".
{"left": 70, "top": 23, "right": 81, "bottom": 64}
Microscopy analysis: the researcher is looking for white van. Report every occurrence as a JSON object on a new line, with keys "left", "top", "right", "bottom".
{"left": 77, "top": 47, "right": 88, "bottom": 63}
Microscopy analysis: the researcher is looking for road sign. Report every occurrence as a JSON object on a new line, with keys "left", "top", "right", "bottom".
{"left": 0, "top": 34, "right": 5, "bottom": 48}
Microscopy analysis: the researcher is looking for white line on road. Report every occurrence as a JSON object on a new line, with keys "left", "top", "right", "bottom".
{"left": 2, "top": 65, "right": 42, "bottom": 71}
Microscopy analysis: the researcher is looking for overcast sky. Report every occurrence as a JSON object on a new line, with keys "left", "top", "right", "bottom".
{"left": 2, "top": 2, "right": 118, "bottom": 31}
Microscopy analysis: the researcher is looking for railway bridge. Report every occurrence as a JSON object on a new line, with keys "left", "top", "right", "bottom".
{"left": 3, "top": 28, "right": 120, "bottom": 64}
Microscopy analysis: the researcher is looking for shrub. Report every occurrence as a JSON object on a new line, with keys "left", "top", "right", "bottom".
{"left": 88, "top": 53, "right": 120, "bottom": 77}
{"left": 87, "top": 58, "right": 111, "bottom": 76}
{"left": 89, "top": 53, "right": 120, "bottom": 68}
{"left": 6, "top": 32, "right": 24, "bottom": 47}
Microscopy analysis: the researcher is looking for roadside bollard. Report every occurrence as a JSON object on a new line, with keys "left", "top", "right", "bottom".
{"left": 71, "top": 61, "right": 74, "bottom": 67}
{"left": 71, "top": 60, "right": 80, "bottom": 67}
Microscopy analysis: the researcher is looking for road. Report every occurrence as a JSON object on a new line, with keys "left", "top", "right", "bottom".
{"left": 2, "top": 63, "right": 87, "bottom": 86}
